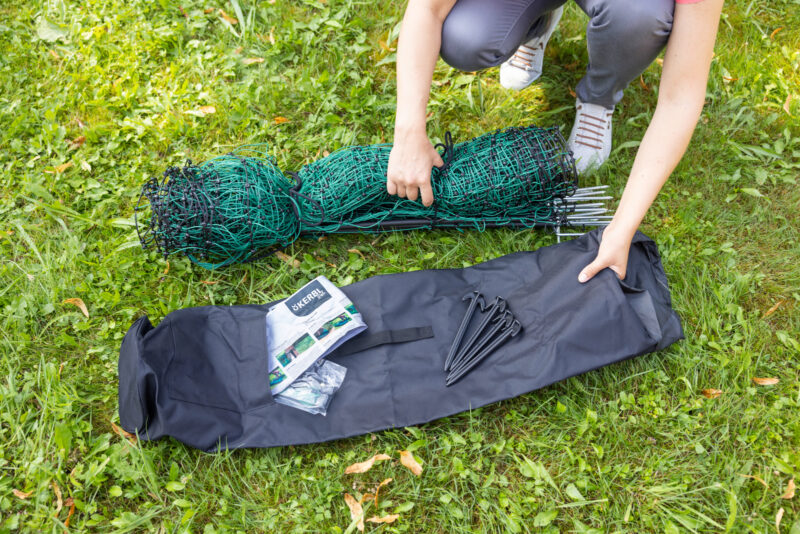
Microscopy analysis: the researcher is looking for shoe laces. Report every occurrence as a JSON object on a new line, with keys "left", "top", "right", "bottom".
{"left": 574, "top": 104, "right": 611, "bottom": 150}
{"left": 508, "top": 43, "right": 542, "bottom": 71}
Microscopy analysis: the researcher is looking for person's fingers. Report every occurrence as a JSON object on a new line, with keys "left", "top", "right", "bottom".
{"left": 609, "top": 264, "right": 625, "bottom": 280}
{"left": 396, "top": 184, "right": 407, "bottom": 198}
{"left": 578, "top": 257, "right": 605, "bottom": 283}
{"left": 387, "top": 178, "right": 397, "bottom": 196}
{"left": 432, "top": 151, "right": 444, "bottom": 168}
{"left": 420, "top": 182, "right": 434, "bottom": 207}
{"left": 406, "top": 185, "right": 419, "bottom": 202}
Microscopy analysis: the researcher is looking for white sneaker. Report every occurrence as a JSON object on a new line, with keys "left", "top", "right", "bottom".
{"left": 567, "top": 98, "right": 614, "bottom": 174}
{"left": 500, "top": 6, "right": 563, "bottom": 91}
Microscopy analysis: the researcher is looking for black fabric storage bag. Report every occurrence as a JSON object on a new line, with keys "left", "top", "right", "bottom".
{"left": 119, "top": 230, "right": 683, "bottom": 451}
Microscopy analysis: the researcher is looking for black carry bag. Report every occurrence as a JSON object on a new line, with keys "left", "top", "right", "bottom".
{"left": 118, "top": 230, "right": 683, "bottom": 452}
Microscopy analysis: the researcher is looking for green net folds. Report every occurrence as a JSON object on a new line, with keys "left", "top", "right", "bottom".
{"left": 137, "top": 126, "right": 578, "bottom": 269}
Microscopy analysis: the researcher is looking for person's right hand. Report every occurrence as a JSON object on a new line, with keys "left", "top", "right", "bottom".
{"left": 387, "top": 132, "right": 443, "bottom": 207}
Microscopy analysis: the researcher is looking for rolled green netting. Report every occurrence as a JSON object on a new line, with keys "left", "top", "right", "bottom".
{"left": 136, "top": 125, "right": 579, "bottom": 269}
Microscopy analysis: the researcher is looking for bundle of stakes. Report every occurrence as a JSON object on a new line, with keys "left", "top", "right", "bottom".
{"left": 136, "top": 126, "right": 612, "bottom": 269}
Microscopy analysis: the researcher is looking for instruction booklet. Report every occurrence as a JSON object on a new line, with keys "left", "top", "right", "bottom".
{"left": 266, "top": 276, "right": 366, "bottom": 395}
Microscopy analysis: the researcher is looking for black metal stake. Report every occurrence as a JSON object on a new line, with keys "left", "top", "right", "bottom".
{"left": 446, "top": 320, "right": 522, "bottom": 387}
{"left": 444, "top": 291, "right": 485, "bottom": 372}
{"left": 450, "top": 297, "right": 507, "bottom": 372}
{"left": 448, "top": 310, "right": 513, "bottom": 376}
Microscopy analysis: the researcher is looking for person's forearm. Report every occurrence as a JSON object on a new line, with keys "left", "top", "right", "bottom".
{"left": 609, "top": 96, "right": 705, "bottom": 238}
{"left": 394, "top": 1, "right": 452, "bottom": 138}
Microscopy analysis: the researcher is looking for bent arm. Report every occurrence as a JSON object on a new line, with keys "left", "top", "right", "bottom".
{"left": 579, "top": 0, "right": 724, "bottom": 282}
{"left": 387, "top": 0, "right": 457, "bottom": 206}
{"left": 607, "top": 0, "right": 725, "bottom": 241}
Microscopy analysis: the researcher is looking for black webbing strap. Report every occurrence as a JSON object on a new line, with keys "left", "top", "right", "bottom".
{"left": 334, "top": 326, "right": 434, "bottom": 357}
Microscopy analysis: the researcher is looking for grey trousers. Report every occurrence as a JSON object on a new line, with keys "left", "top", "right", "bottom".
{"left": 440, "top": 0, "right": 674, "bottom": 108}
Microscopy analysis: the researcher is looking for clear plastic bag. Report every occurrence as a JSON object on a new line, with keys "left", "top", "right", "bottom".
{"left": 273, "top": 359, "right": 347, "bottom": 416}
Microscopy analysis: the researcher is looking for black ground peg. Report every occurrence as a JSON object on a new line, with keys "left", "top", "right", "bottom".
{"left": 444, "top": 291, "right": 485, "bottom": 372}
{"left": 450, "top": 297, "right": 507, "bottom": 371}
{"left": 448, "top": 310, "right": 513, "bottom": 376}
{"left": 446, "top": 320, "right": 522, "bottom": 387}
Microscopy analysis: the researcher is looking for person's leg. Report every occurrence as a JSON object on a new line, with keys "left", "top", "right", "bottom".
{"left": 440, "top": 0, "right": 567, "bottom": 72}
{"left": 568, "top": 0, "right": 674, "bottom": 172}
{"left": 574, "top": 0, "right": 675, "bottom": 109}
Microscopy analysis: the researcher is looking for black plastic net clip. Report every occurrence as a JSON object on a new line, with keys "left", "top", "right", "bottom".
{"left": 434, "top": 130, "right": 455, "bottom": 174}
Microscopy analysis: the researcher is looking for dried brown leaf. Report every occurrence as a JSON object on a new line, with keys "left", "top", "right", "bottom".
{"left": 770, "top": 27, "right": 783, "bottom": 39}
{"left": 52, "top": 480, "right": 63, "bottom": 514}
{"left": 13, "top": 489, "right": 33, "bottom": 500}
{"left": 163, "top": 260, "right": 170, "bottom": 275}
{"left": 69, "top": 136, "right": 86, "bottom": 149}
{"left": 49, "top": 49, "right": 60, "bottom": 60}
{"left": 367, "top": 514, "right": 400, "bottom": 524}
{"left": 344, "top": 493, "right": 364, "bottom": 532}
{"left": 53, "top": 162, "right": 74, "bottom": 173}
{"left": 273, "top": 116, "right": 290, "bottom": 125}
{"left": 63, "top": 297, "right": 89, "bottom": 318}
{"left": 204, "top": 7, "right": 214, "bottom": 14}
{"left": 739, "top": 473, "right": 769, "bottom": 488}
{"left": 398, "top": 450, "right": 423, "bottom": 476}
{"left": 243, "top": 57, "right": 265, "bottom": 65}
{"left": 200, "top": 280, "right": 219, "bottom": 285}
{"left": 199, "top": 105, "right": 216, "bottom": 115}
{"left": 753, "top": 377, "right": 779, "bottom": 386}
{"left": 275, "top": 250, "right": 300, "bottom": 268}
{"left": 65, "top": 498, "right": 75, "bottom": 527}
{"left": 639, "top": 75, "right": 650, "bottom": 92}
{"left": 784, "top": 94, "right": 793, "bottom": 115}
{"left": 764, "top": 300, "right": 785, "bottom": 318}
{"left": 782, "top": 478, "right": 795, "bottom": 500}
{"left": 111, "top": 422, "right": 138, "bottom": 444}
{"left": 218, "top": 9, "right": 238, "bottom": 24}
{"left": 233, "top": 46, "right": 243, "bottom": 54}
{"left": 702, "top": 388, "right": 722, "bottom": 399}
{"left": 776, "top": 507, "right": 784, "bottom": 531}
{"left": 374, "top": 478, "right": 392, "bottom": 507}
{"left": 568, "top": 88, "right": 577, "bottom": 98}
{"left": 348, "top": 248, "right": 365, "bottom": 259}
{"left": 344, "top": 453, "right": 391, "bottom": 474}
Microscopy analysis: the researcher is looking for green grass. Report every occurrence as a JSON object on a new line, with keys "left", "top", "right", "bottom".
{"left": 1, "top": 0, "right": 799, "bottom": 532}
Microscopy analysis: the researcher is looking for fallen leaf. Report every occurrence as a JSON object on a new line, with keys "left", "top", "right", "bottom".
{"left": 702, "top": 388, "right": 722, "bottom": 399}
{"left": 322, "top": 150, "right": 330, "bottom": 157}
{"left": 69, "top": 136, "right": 86, "bottom": 149}
{"left": 378, "top": 39, "right": 391, "bottom": 52}
{"left": 568, "top": 88, "right": 576, "bottom": 98}
{"left": 753, "top": 377, "right": 779, "bottom": 386}
{"left": 344, "top": 493, "right": 364, "bottom": 532}
{"left": 233, "top": 46, "right": 243, "bottom": 54}
{"left": 398, "top": 450, "right": 423, "bottom": 476}
{"left": 273, "top": 116, "right": 290, "bottom": 125}
{"left": 739, "top": 473, "right": 769, "bottom": 488}
{"left": 111, "top": 422, "right": 138, "bottom": 444}
{"left": 243, "top": 57, "right": 265, "bottom": 65}
{"left": 185, "top": 106, "right": 216, "bottom": 117}
{"left": 49, "top": 49, "right": 60, "bottom": 60}
{"left": 204, "top": 7, "right": 214, "bottom": 14}
{"left": 776, "top": 507, "right": 784, "bottom": 531}
{"left": 344, "top": 453, "right": 391, "bottom": 474}
{"left": 782, "top": 479, "right": 795, "bottom": 500}
{"left": 63, "top": 297, "right": 89, "bottom": 318}
{"left": 367, "top": 514, "right": 400, "bottom": 524}
{"left": 52, "top": 480, "right": 63, "bottom": 514}
{"left": 639, "top": 75, "right": 650, "bottom": 92}
{"left": 764, "top": 300, "right": 785, "bottom": 318}
{"left": 200, "top": 280, "right": 218, "bottom": 285}
{"left": 770, "top": 27, "right": 783, "bottom": 39}
{"left": 722, "top": 76, "right": 739, "bottom": 82}
{"left": 163, "top": 260, "right": 170, "bottom": 275}
{"left": 656, "top": 58, "right": 664, "bottom": 67}
{"left": 65, "top": 498, "right": 75, "bottom": 527}
{"left": 784, "top": 94, "right": 793, "bottom": 115}
{"left": 218, "top": 9, "right": 238, "bottom": 24}
{"left": 348, "top": 248, "right": 365, "bottom": 259}
{"left": 269, "top": 26, "right": 275, "bottom": 45}
{"left": 50, "top": 162, "right": 73, "bottom": 174}
{"left": 374, "top": 478, "right": 392, "bottom": 507}
{"left": 13, "top": 489, "right": 33, "bottom": 499}
{"left": 274, "top": 250, "right": 300, "bottom": 268}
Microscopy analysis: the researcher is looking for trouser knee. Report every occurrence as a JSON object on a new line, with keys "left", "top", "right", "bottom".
{"left": 440, "top": 7, "right": 504, "bottom": 71}
{"left": 586, "top": 0, "right": 674, "bottom": 46}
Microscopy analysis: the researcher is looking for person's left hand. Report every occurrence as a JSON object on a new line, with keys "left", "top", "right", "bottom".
{"left": 578, "top": 226, "right": 633, "bottom": 283}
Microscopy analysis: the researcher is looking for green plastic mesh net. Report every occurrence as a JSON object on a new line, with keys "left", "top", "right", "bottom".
{"left": 137, "top": 125, "right": 586, "bottom": 269}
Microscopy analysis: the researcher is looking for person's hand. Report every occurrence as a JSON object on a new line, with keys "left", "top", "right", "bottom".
{"left": 578, "top": 226, "right": 633, "bottom": 283}
{"left": 387, "top": 131, "right": 443, "bottom": 207}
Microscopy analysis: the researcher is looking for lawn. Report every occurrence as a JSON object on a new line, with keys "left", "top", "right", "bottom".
{"left": 1, "top": 0, "right": 799, "bottom": 532}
